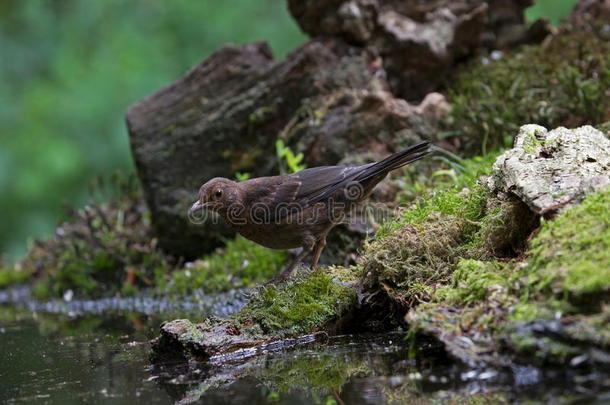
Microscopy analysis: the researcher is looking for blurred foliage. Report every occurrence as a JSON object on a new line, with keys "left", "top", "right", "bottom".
{"left": 19, "top": 174, "right": 173, "bottom": 299}
{"left": 0, "top": 0, "right": 578, "bottom": 262}
{"left": 526, "top": 0, "right": 578, "bottom": 25}
{"left": 0, "top": 0, "right": 307, "bottom": 261}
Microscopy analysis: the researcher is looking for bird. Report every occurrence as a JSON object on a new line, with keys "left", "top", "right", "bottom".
{"left": 190, "top": 141, "right": 430, "bottom": 283}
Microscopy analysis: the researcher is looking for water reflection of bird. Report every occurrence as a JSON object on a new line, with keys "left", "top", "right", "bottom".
{"left": 190, "top": 141, "right": 430, "bottom": 283}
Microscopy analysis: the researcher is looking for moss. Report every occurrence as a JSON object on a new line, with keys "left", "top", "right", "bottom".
{"left": 467, "top": 195, "right": 539, "bottom": 258}
{"left": 434, "top": 259, "right": 510, "bottom": 305}
{"left": 236, "top": 267, "right": 357, "bottom": 335}
{"left": 524, "top": 188, "right": 610, "bottom": 301}
{"left": 447, "top": 30, "right": 610, "bottom": 154}
{"left": 362, "top": 153, "right": 503, "bottom": 308}
{"left": 0, "top": 268, "right": 30, "bottom": 288}
{"left": 403, "top": 187, "right": 610, "bottom": 365}
{"left": 508, "top": 301, "right": 566, "bottom": 322}
{"left": 377, "top": 153, "right": 499, "bottom": 242}
{"left": 363, "top": 212, "right": 474, "bottom": 307}
{"left": 167, "top": 235, "right": 286, "bottom": 294}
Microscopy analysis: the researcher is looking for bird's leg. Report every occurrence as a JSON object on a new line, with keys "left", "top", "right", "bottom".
{"left": 309, "top": 238, "right": 327, "bottom": 269}
{"left": 265, "top": 239, "right": 315, "bottom": 285}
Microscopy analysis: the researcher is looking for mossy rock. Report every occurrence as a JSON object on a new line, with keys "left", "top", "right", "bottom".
{"left": 447, "top": 29, "right": 610, "bottom": 154}
{"left": 151, "top": 266, "right": 360, "bottom": 362}
{"left": 359, "top": 152, "right": 537, "bottom": 313}
{"left": 237, "top": 266, "right": 358, "bottom": 335}
{"left": 408, "top": 187, "right": 610, "bottom": 367}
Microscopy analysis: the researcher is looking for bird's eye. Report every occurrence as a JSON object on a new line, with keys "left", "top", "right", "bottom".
{"left": 214, "top": 189, "right": 222, "bottom": 198}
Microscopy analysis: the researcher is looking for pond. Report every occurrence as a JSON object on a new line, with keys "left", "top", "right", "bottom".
{"left": 1, "top": 287, "right": 608, "bottom": 404}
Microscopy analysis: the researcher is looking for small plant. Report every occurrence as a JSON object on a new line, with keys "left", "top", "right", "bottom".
{"left": 276, "top": 139, "right": 306, "bottom": 174}
{"left": 235, "top": 172, "right": 251, "bottom": 182}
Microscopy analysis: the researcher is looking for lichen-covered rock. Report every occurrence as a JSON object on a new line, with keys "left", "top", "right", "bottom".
{"left": 288, "top": 0, "right": 548, "bottom": 100}
{"left": 150, "top": 318, "right": 324, "bottom": 364}
{"left": 150, "top": 267, "right": 359, "bottom": 362}
{"left": 489, "top": 125, "right": 610, "bottom": 216}
{"left": 127, "top": 39, "right": 440, "bottom": 259}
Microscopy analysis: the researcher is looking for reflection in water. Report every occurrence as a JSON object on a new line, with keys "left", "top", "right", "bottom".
{"left": 1, "top": 298, "right": 610, "bottom": 404}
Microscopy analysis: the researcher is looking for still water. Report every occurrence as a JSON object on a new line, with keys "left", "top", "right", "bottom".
{"left": 1, "top": 288, "right": 609, "bottom": 404}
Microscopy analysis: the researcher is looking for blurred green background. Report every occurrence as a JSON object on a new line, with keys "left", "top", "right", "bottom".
{"left": 0, "top": 0, "right": 578, "bottom": 262}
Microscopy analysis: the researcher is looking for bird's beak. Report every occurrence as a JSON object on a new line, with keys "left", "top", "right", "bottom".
{"left": 189, "top": 200, "right": 205, "bottom": 214}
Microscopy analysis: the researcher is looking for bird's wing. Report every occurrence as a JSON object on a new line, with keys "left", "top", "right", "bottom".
{"left": 242, "top": 142, "right": 430, "bottom": 221}
{"left": 293, "top": 164, "right": 372, "bottom": 203}
{"left": 243, "top": 165, "right": 371, "bottom": 221}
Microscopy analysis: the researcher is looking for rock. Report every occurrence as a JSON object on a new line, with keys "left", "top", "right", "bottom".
{"left": 288, "top": 0, "right": 547, "bottom": 100}
{"left": 150, "top": 318, "right": 324, "bottom": 364}
{"left": 403, "top": 127, "right": 610, "bottom": 369}
{"left": 127, "top": 42, "right": 274, "bottom": 258}
{"left": 489, "top": 125, "right": 610, "bottom": 216}
{"left": 126, "top": 39, "right": 441, "bottom": 258}
{"left": 570, "top": 0, "right": 610, "bottom": 29}
{"left": 377, "top": 3, "right": 489, "bottom": 99}
{"left": 288, "top": 0, "right": 379, "bottom": 43}
{"left": 150, "top": 268, "right": 357, "bottom": 363}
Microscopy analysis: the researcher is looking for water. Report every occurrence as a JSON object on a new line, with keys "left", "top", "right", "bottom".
{"left": 1, "top": 289, "right": 610, "bottom": 404}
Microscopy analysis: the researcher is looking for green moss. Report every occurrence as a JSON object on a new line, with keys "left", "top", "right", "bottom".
{"left": 508, "top": 300, "right": 568, "bottom": 322}
{"left": 167, "top": 235, "right": 286, "bottom": 294}
{"left": 434, "top": 259, "right": 510, "bottom": 305}
{"left": 0, "top": 268, "right": 30, "bottom": 288}
{"left": 378, "top": 180, "right": 488, "bottom": 241}
{"left": 447, "top": 31, "right": 610, "bottom": 154}
{"left": 404, "top": 187, "right": 610, "bottom": 365}
{"left": 363, "top": 165, "right": 493, "bottom": 307}
{"left": 237, "top": 267, "right": 357, "bottom": 335}
{"left": 524, "top": 188, "right": 610, "bottom": 300}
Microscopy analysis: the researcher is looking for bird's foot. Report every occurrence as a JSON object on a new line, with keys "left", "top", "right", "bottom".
{"left": 263, "top": 273, "right": 290, "bottom": 286}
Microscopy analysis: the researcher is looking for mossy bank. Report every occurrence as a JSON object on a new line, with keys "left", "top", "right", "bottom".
{"left": 3, "top": 24, "right": 608, "bottom": 303}
{"left": 152, "top": 124, "right": 610, "bottom": 368}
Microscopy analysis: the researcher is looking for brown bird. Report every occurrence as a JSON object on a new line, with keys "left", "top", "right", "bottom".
{"left": 190, "top": 141, "right": 430, "bottom": 283}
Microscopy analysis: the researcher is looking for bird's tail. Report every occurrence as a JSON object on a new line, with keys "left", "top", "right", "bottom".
{"left": 355, "top": 141, "right": 431, "bottom": 183}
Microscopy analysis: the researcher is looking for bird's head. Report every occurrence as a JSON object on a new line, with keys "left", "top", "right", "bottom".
{"left": 189, "top": 177, "right": 239, "bottom": 216}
